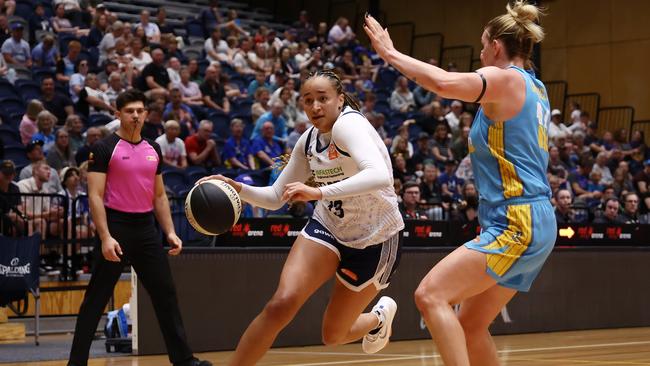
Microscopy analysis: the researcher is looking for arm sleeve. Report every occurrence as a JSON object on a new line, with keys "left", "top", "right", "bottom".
{"left": 239, "top": 132, "right": 311, "bottom": 210}
{"left": 319, "top": 115, "right": 392, "bottom": 200}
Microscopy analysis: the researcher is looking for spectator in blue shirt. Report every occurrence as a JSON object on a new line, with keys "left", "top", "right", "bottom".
{"left": 31, "top": 110, "right": 57, "bottom": 155}
{"left": 32, "top": 35, "right": 58, "bottom": 69}
{"left": 439, "top": 160, "right": 464, "bottom": 202}
{"left": 251, "top": 100, "right": 287, "bottom": 141}
{"left": 2, "top": 22, "right": 31, "bottom": 67}
{"left": 249, "top": 121, "right": 284, "bottom": 169}
{"left": 222, "top": 118, "right": 252, "bottom": 170}
{"left": 247, "top": 70, "right": 272, "bottom": 96}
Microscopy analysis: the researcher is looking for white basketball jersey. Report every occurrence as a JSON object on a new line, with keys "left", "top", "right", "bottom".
{"left": 305, "top": 109, "right": 404, "bottom": 249}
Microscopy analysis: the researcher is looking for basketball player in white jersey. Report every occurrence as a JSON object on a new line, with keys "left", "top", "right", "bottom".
{"left": 198, "top": 69, "right": 404, "bottom": 365}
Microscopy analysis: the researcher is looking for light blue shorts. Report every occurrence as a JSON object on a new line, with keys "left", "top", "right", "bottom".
{"left": 464, "top": 198, "right": 556, "bottom": 292}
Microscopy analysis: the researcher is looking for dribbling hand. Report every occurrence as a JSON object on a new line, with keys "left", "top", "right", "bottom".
{"left": 195, "top": 174, "right": 242, "bottom": 193}
{"left": 167, "top": 232, "right": 183, "bottom": 256}
{"left": 282, "top": 182, "right": 322, "bottom": 202}
{"left": 363, "top": 13, "right": 396, "bottom": 62}
{"left": 102, "top": 237, "right": 123, "bottom": 262}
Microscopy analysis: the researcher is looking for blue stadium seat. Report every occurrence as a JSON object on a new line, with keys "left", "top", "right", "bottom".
{"left": 5, "top": 146, "right": 29, "bottom": 166}
{"left": 0, "top": 97, "right": 26, "bottom": 116}
{"left": 185, "top": 19, "right": 205, "bottom": 39}
{"left": 15, "top": 1, "right": 32, "bottom": 21}
{"left": 187, "top": 171, "right": 207, "bottom": 186}
{"left": 87, "top": 114, "right": 113, "bottom": 127}
{"left": 184, "top": 165, "right": 208, "bottom": 176}
{"left": 376, "top": 68, "right": 399, "bottom": 90}
{"left": 375, "top": 100, "right": 391, "bottom": 116}
{"left": 0, "top": 125, "right": 21, "bottom": 146}
{"left": 207, "top": 112, "right": 230, "bottom": 139}
{"left": 33, "top": 69, "right": 55, "bottom": 83}
{"left": 18, "top": 83, "right": 41, "bottom": 102}
{"left": 162, "top": 170, "right": 187, "bottom": 191}
{"left": 0, "top": 80, "right": 19, "bottom": 99}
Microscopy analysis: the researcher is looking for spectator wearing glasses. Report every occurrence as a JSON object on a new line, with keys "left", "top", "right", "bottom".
{"left": 399, "top": 181, "right": 428, "bottom": 220}
{"left": 620, "top": 192, "right": 640, "bottom": 224}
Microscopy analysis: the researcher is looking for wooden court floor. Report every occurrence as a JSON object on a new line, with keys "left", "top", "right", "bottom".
{"left": 5, "top": 327, "right": 650, "bottom": 365}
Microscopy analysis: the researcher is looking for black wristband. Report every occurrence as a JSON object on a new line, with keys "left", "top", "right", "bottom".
{"left": 474, "top": 71, "right": 487, "bottom": 103}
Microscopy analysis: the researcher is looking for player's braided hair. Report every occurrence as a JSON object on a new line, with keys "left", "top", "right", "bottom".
{"left": 305, "top": 69, "right": 361, "bottom": 111}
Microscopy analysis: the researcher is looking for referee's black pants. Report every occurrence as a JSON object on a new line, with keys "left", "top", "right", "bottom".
{"left": 68, "top": 209, "right": 194, "bottom": 366}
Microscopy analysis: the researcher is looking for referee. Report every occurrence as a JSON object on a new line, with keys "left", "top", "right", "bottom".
{"left": 68, "top": 90, "right": 210, "bottom": 366}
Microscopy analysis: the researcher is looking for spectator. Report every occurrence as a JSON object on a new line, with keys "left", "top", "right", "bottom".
{"left": 156, "top": 7, "right": 174, "bottom": 35}
{"left": 392, "top": 153, "right": 415, "bottom": 183}
{"left": 293, "top": 10, "right": 315, "bottom": 44}
{"left": 187, "top": 58, "right": 203, "bottom": 84}
{"left": 175, "top": 66, "right": 203, "bottom": 106}
{"left": 40, "top": 77, "right": 74, "bottom": 126}
{"left": 198, "top": 0, "right": 222, "bottom": 35}
{"left": 593, "top": 198, "right": 624, "bottom": 224}
{"left": 163, "top": 87, "right": 197, "bottom": 138}
{"left": 139, "top": 48, "right": 171, "bottom": 97}
{"left": 76, "top": 73, "right": 114, "bottom": 117}
{"left": 445, "top": 100, "right": 463, "bottom": 135}
{"left": 201, "top": 64, "right": 231, "bottom": 114}
{"left": 136, "top": 10, "right": 160, "bottom": 44}
{"left": 185, "top": 120, "right": 221, "bottom": 168}
{"left": 279, "top": 86, "right": 299, "bottom": 128}
{"left": 313, "top": 22, "right": 328, "bottom": 48}
{"left": 222, "top": 118, "right": 251, "bottom": 170}
{"left": 56, "top": 39, "right": 81, "bottom": 83}
{"left": 31, "top": 35, "right": 58, "bottom": 69}
{"left": 554, "top": 189, "right": 577, "bottom": 224}
{"left": 626, "top": 130, "right": 646, "bottom": 173}
{"left": 205, "top": 27, "right": 230, "bottom": 64}
{"left": 431, "top": 123, "right": 454, "bottom": 168}
{"left": 232, "top": 37, "right": 259, "bottom": 75}
{"left": 17, "top": 160, "right": 63, "bottom": 237}
{"left": 248, "top": 70, "right": 271, "bottom": 96}
{"left": 450, "top": 193, "right": 478, "bottom": 224}
{"left": 335, "top": 49, "right": 357, "bottom": 81}
{"left": 64, "top": 114, "right": 84, "bottom": 153}
{"left": 2, "top": 21, "right": 31, "bottom": 67}
{"left": 96, "top": 59, "right": 120, "bottom": 89}
{"left": 98, "top": 20, "right": 124, "bottom": 65}
{"left": 287, "top": 118, "right": 310, "bottom": 151}
{"left": 548, "top": 109, "right": 570, "bottom": 140}
{"left": 105, "top": 71, "right": 126, "bottom": 108}
{"left": 592, "top": 151, "right": 613, "bottom": 185}
{"left": 569, "top": 157, "right": 598, "bottom": 202}
{"left": 439, "top": 160, "right": 464, "bottom": 202}
{"left": 29, "top": 3, "right": 53, "bottom": 41}
{"left": 0, "top": 14, "right": 9, "bottom": 46}
{"left": 248, "top": 121, "right": 283, "bottom": 169}
{"left": 419, "top": 164, "right": 442, "bottom": 204}
{"left": 451, "top": 126, "right": 470, "bottom": 161}
{"left": 20, "top": 100, "right": 45, "bottom": 145}
{"left": 251, "top": 100, "right": 287, "bottom": 141}
{"left": 57, "top": 166, "right": 92, "bottom": 239}
{"left": 87, "top": 13, "right": 108, "bottom": 48}
{"left": 620, "top": 192, "right": 640, "bottom": 224}
{"left": 410, "top": 132, "right": 433, "bottom": 172}
{"left": 19, "top": 140, "right": 62, "bottom": 191}
{"left": 391, "top": 134, "right": 412, "bottom": 160}
{"left": 612, "top": 167, "right": 635, "bottom": 198}
{"left": 0, "top": 160, "right": 26, "bottom": 236}
{"left": 140, "top": 102, "right": 165, "bottom": 140}
{"left": 414, "top": 100, "right": 446, "bottom": 135}
{"left": 166, "top": 57, "right": 182, "bottom": 85}
{"left": 399, "top": 181, "right": 428, "bottom": 220}
{"left": 568, "top": 110, "right": 589, "bottom": 134}
{"left": 634, "top": 159, "right": 650, "bottom": 210}
{"left": 74, "top": 126, "right": 101, "bottom": 165}
{"left": 128, "top": 37, "right": 152, "bottom": 73}
{"left": 51, "top": 3, "right": 88, "bottom": 37}
{"left": 69, "top": 59, "right": 90, "bottom": 103}
{"left": 369, "top": 112, "right": 391, "bottom": 146}
{"left": 390, "top": 76, "right": 415, "bottom": 112}
{"left": 328, "top": 17, "right": 355, "bottom": 46}
{"left": 46, "top": 129, "right": 76, "bottom": 172}
{"left": 155, "top": 120, "right": 187, "bottom": 169}
{"left": 31, "top": 111, "right": 57, "bottom": 154}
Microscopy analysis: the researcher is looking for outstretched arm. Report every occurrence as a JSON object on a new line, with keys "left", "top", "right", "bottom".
{"left": 363, "top": 14, "right": 518, "bottom": 104}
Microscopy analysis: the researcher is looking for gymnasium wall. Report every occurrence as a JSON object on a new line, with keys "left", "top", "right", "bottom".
{"left": 134, "top": 247, "right": 650, "bottom": 355}
{"left": 380, "top": 0, "right": 650, "bottom": 120}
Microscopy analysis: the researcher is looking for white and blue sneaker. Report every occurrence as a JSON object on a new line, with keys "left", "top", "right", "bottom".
{"left": 362, "top": 296, "right": 397, "bottom": 354}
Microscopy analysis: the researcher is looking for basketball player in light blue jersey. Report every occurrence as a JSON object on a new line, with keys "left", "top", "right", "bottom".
{"left": 366, "top": 1, "right": 555, "bottom": 365}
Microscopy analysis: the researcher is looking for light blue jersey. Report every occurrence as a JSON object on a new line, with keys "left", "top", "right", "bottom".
{"left": 464, "top": 66, "right": 556, "bottom": 292}
{"left": 468, "top": 66, "right": 551, "bottom": 205}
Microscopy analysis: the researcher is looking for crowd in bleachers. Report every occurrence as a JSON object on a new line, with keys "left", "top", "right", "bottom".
{"left": 0, "top": 0, "right": 649, "bottom": 250}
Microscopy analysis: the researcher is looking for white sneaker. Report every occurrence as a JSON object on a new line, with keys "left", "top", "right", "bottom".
{"left": 362, "top": 296, "right": 397, "bottom": 354}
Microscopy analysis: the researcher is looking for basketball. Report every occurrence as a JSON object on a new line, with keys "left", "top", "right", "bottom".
{"left": 185, "top": 180, "right": 243, "bottom": 236}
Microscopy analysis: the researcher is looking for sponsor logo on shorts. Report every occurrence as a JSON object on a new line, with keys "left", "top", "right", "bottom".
{"left": 340, "top": 268, "right": 358, "bottom": 282}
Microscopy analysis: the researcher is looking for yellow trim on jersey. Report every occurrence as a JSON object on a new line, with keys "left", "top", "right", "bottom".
{"left": 488, "top": 122, "right": 524, "bottom": 199}
{"left": 537, "top": 124, "right": 548, "bottom": 151}
{"left": 485, "top": 204, "right": 533, "bottom": 276}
